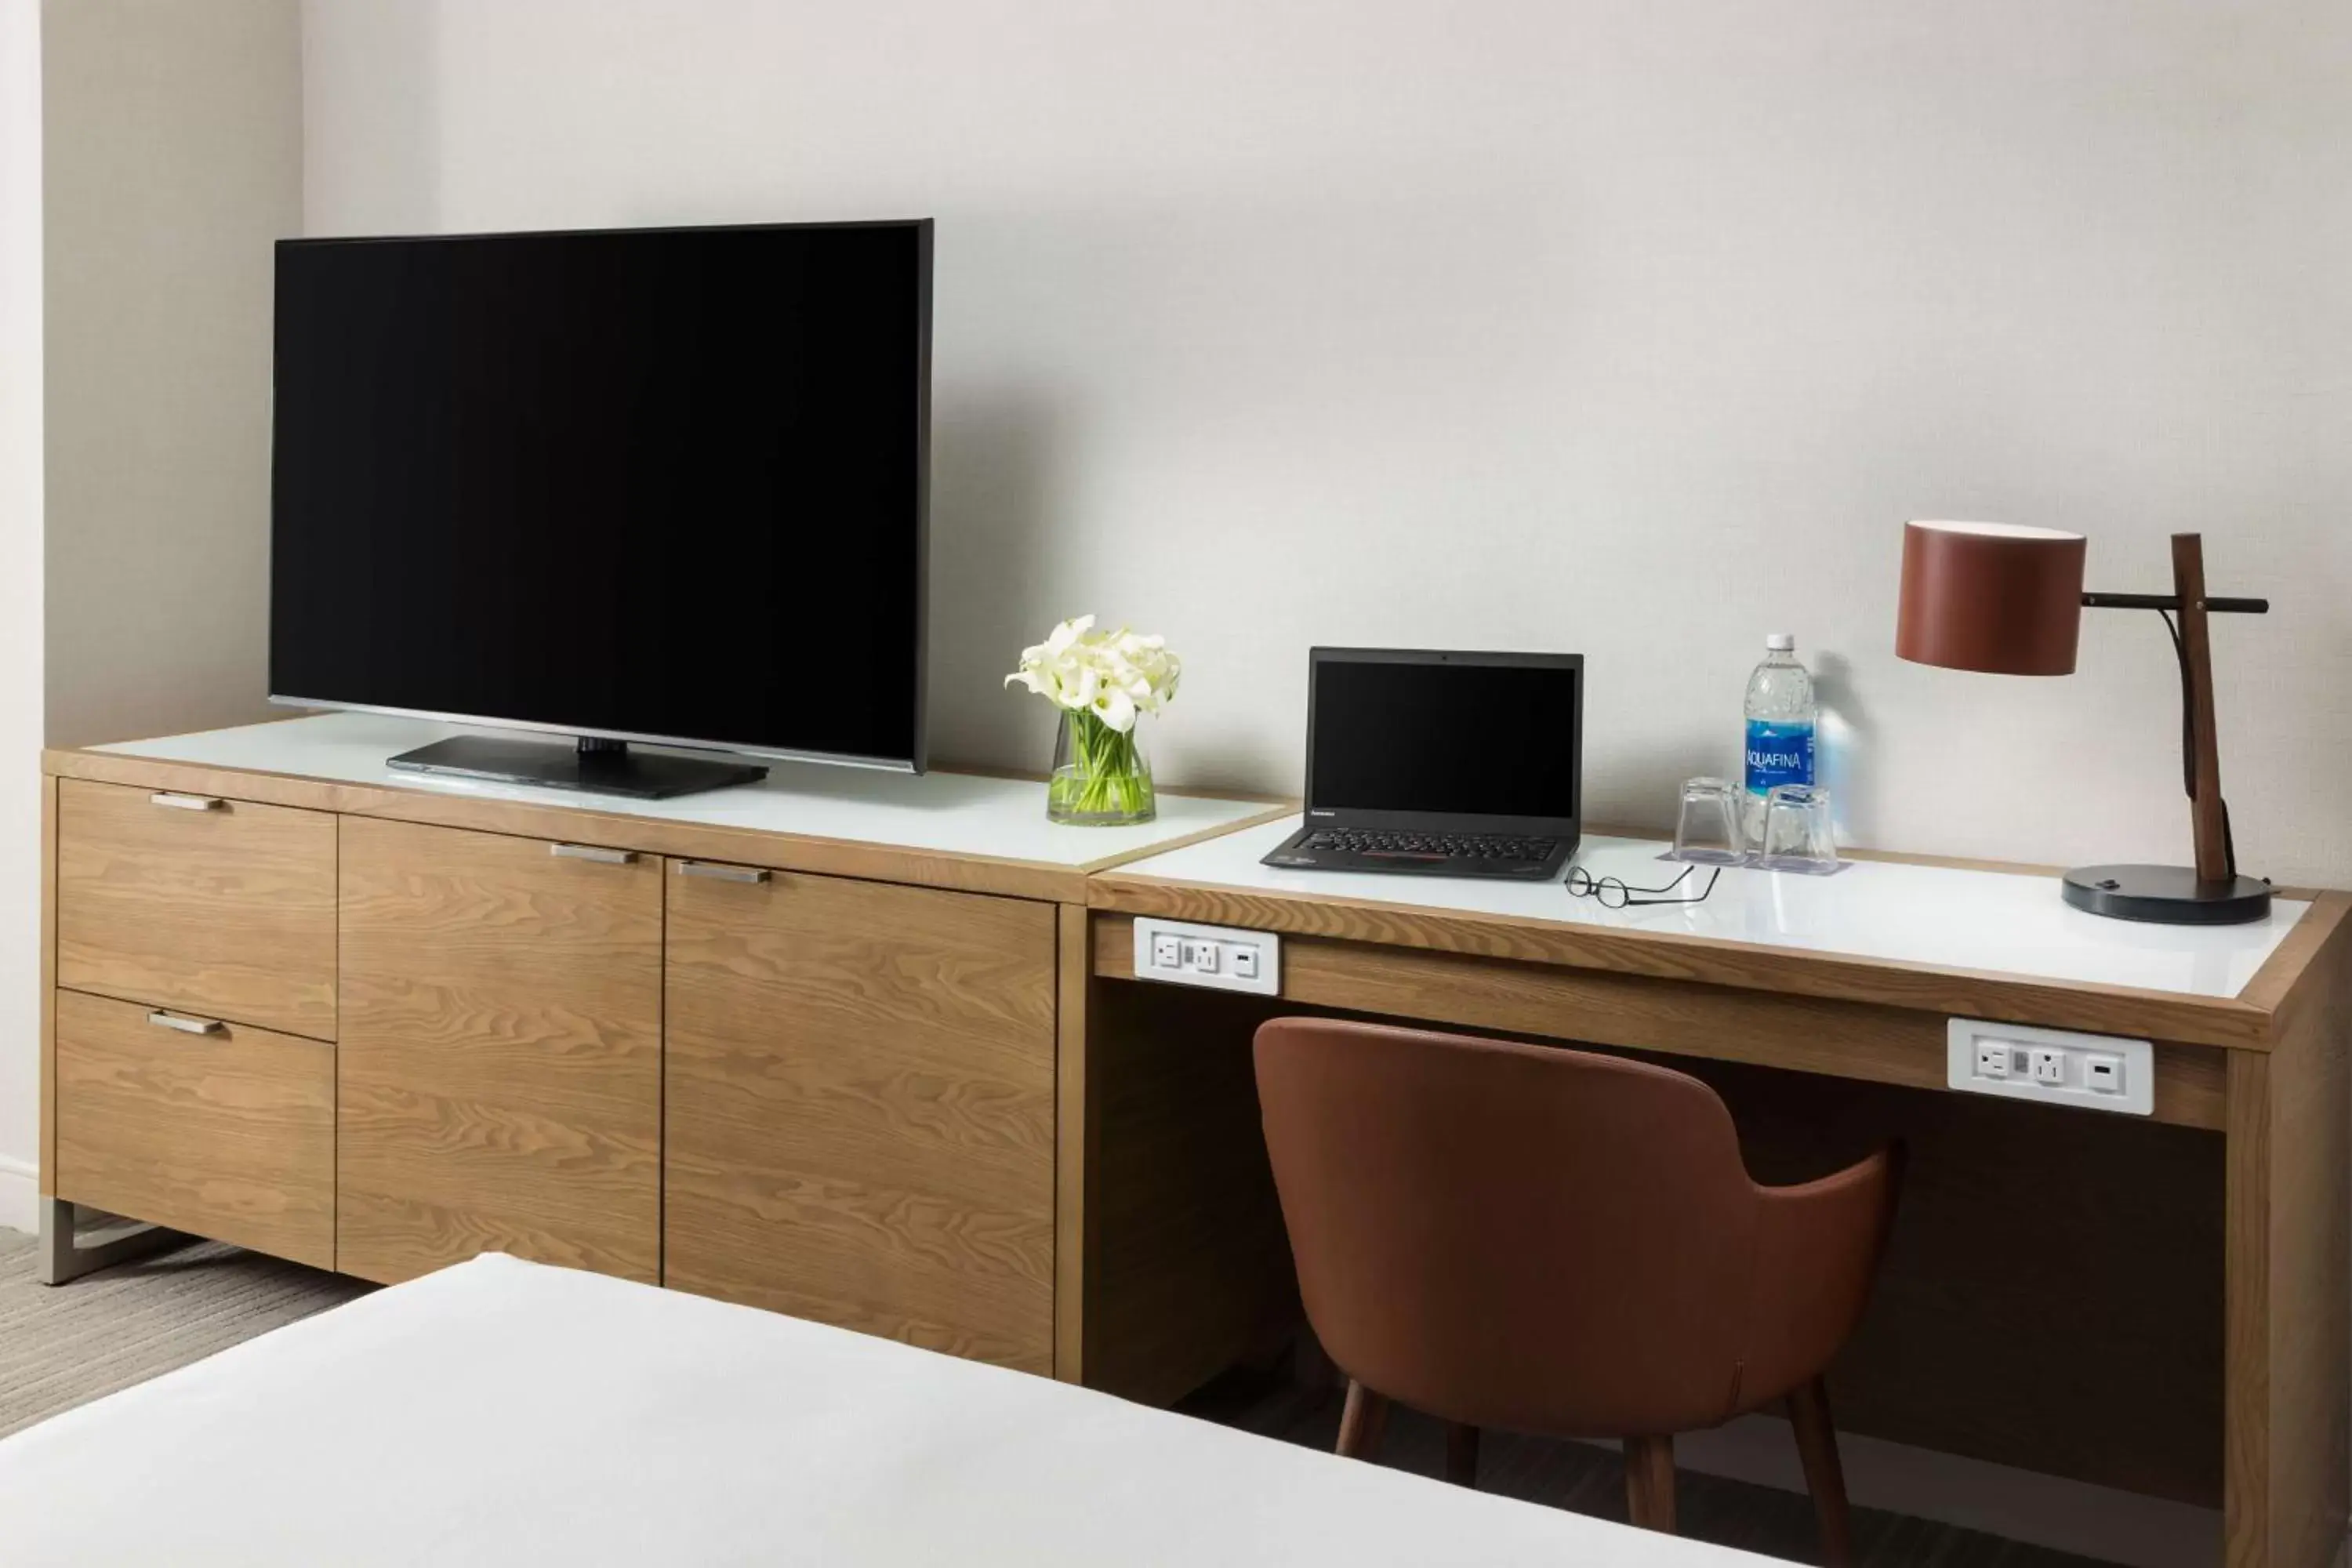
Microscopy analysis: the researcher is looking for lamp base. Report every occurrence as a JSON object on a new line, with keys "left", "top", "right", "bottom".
{"left": 2061, "top": 864, "right": 2272, "bottom": 926}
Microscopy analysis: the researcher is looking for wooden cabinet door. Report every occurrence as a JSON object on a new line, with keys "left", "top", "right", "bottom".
{"left": 337, "top": 818, "right": 662, "bottom": 1285}
{"left": 665, "top": 862, "right": 1058, "bottom": 1373}
{"left": 53, "top": 989, "right": 336, "bottom": 1269}
{"left": 56, "top": 779, "right": 337, "bottom": 1039}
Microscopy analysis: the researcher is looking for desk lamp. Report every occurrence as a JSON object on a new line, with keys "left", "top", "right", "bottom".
{"left": 1894, "top": 521, "right": 2272, "bottom": 924}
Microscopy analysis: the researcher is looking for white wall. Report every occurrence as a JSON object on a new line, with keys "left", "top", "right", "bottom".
{"left": 43, "top": 0, "right": 302, "bottom": 749}
{"left": 0, "top": 2, "right": 45, "bottom": 1234}
{"left": 302, "top": 0, "right": 2352, "bottom": 884}
{"left": 1, "top": 0, "right": 304, "bottom": 1229}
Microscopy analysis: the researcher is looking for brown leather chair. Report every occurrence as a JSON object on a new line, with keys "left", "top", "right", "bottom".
{"left": 1254, "top": 1018, "right": 1903, "bottom": 1564}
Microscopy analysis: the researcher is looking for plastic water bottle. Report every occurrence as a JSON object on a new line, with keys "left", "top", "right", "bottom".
{"left": 1743, "top": 633, "right": 1817, "bottom": 841}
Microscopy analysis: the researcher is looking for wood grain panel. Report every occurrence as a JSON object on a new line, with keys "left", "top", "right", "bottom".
{"left": 38, "top": 776, "right": 56, "bottom": 1195}
{"left": 2224, "top": 895, "right": 2351, "bottom": 1568}
{"left": 336, "top": 817, "right": 662, "bottom": 1285}
{"left": 53, "top": 988, "right": 334, "bottom": 1269}
{"left": 2239, "top": 895, "right": 2350, "bottom": 1036}
{"left": 56, "top": 779, "right": 336, "bottom": 1039}
{"left": 1088, "top": 876, "right": 2276, "bottom": 1051}
{"left": 2228, "top": 1051, "right": 2278, "bottom": 1566}
{"left": 1083, "top": 981, "right": 1299, "bottom": 1406}
{"left": 665, "top": 866, "right": 1057, "bottom": 1374}
{"left": 1093, "top": 917, "right": 2227, "bottom": 1131}
{"left": 1054, "top": 902, "right": 1094, "bottom": 1383}
{"left": 49, "top": 746, "right": 1127, "bottom": 904}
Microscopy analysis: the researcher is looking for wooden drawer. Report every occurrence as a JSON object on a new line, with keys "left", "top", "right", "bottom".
{"left": 56, "top": 779, "right": 337, "bottom": 1040}
{"left": 337, "top": 818, "right": 663, "bottom": 1285}
{"left": 53, "top": 988, "right": 335, "bottom": 1269}
{"left": 665, "top": 862, "right": 1058, "bottom": 1373}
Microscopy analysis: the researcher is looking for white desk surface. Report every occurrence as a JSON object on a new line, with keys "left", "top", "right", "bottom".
{"left": 1106, "top": 816, "right": 2307, "bottom": 1001}
{"left": 92, "top": 713, "right": 1272, "bottom": 869}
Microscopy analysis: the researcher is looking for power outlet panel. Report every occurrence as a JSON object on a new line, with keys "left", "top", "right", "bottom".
{"left": 1131, "top": 917, "right": 1280, "bottom": 996}
{"left": 1947, "top": 1018, "right": 2153, "bottom": 1116}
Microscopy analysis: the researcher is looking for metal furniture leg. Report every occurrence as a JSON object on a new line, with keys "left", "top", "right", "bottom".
{"left": 36, "top": 1196, "right": 189, "bottom": 1286}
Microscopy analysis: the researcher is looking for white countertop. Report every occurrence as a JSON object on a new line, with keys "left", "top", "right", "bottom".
{"left": 1107, "top": 816, "right": 2307, "bottom": 1000}
{"left": 93, "top": 713, "right": 1272, "bottom": 869}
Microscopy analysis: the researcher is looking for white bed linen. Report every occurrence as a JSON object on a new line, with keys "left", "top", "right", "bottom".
{"left": 0, "top": 1254, "right": 1762, "bottom": 1566}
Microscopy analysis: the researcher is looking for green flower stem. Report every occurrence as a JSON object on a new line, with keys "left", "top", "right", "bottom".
{"left": 1051, "top": 710, "right": 1156, "bottom": 822}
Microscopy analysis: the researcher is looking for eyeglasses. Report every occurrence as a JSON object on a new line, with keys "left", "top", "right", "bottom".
{"left": 1565, "top": 863, "right": 1722, "bottom": 909}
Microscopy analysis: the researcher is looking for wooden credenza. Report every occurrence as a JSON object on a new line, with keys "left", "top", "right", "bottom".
{"left": 36, "top": 714, "right": 1282, "bottom": 1381}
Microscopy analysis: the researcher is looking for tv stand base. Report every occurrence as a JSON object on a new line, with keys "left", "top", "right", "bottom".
{"left": 387, "top": 733, "right": 768, "bottom": 799}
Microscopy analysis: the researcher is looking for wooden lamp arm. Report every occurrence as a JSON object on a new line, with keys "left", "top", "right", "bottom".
{"left": 2077, "top": 532, "right": 2264, "bottom": 884}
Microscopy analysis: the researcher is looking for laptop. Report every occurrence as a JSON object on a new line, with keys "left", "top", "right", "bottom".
{"left": 1261, "top": 648, "right": 1582, "bottom": 880}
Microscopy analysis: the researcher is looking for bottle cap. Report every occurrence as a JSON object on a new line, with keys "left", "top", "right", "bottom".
{"left": 1765, "top": 633, "right": 1795, "bottom": 651}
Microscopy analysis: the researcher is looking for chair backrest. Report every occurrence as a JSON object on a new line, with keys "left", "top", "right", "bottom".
{"left": 1254, "top": 1018, "right": 1768, "bottom": 1436}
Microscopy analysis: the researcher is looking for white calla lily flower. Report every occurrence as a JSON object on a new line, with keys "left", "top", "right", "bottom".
{"left": 1004, "top": 615, "right": 1182, "bottom": 731}
{"left": 1093, "top": 687, "right": 1137, "bottom": 733}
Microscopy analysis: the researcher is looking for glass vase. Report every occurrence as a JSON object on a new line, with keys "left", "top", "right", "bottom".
{"left": 1047, "top": 710, "right": 1156, "bottom": 826}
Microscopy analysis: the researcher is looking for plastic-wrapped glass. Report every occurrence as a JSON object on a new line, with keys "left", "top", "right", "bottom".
{"left": 1671, "top": 778, "right": 1745, "bottom": 866}
{"left": 1759, "top": 784, "right": 1838, "bottom": 873}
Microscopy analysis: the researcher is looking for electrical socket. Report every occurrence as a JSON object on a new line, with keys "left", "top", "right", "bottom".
{"left": 1132, "top": 917, "right": 1280, "bottom": 996}
{"left": 1947, "top": 1018, "right": 2151, "bottom": 1116}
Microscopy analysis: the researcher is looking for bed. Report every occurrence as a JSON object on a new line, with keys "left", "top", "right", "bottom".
{"left": 0, "top": 1254, "right": 1764, "bottom": 1565}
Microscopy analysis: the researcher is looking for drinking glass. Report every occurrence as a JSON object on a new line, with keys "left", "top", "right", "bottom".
{"left": 1759, "top": 783, "right": 1839, "bottom": 873}
{"left": 1671, "top": 778, "right": 1746, "bottom": 866}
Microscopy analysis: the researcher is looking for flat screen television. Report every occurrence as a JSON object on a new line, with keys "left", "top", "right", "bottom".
{"left": 270, "top": 219, "right": 931, "bottom": 797}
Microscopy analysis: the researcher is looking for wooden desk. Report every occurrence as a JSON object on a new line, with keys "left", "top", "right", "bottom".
{"left": 1077, "top": 822, "right": 2350, "bottom": 1568}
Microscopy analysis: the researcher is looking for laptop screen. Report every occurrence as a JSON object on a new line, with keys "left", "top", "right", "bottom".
{"left": 1308, "top": 651, "right": 1581, "bottom": 822}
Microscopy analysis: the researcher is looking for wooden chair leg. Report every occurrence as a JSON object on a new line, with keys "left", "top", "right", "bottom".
{"left": 1335, "top": 1378, "right": 1391, "bottom": 1461}
{"left": 1445, "top": 1421, "right": 1480, "bottom": 1488}
{"left": 1788, "top": 1377, "right": 1854, "bottom": 1568}
{"left": 1624, "top": 1434, "right": 1676, "bottom": 1533}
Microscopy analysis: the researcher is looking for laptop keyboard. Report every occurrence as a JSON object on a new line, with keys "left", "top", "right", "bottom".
{"left": 1301, "top": 829, "right": 1559, "bottom": 864}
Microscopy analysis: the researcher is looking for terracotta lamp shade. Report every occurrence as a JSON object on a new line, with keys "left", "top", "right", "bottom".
{"left": 1895, "top": 521, "right": 2085, "bottom": 677}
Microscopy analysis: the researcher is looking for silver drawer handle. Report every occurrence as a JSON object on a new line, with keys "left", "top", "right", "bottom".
{"left": 677, "top": 860, "right": 770, "bottom": 884}
{"left": 151, "top": 792, "right": 226, "bottom": 811}
{"left": 549, "top": 843, "right": 638, "bottom": 865}
{"left": 148, "top": 1011, "right": 226, "bottom": 1036}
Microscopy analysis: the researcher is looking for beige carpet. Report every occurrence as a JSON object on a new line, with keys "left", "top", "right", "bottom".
{"left": 0, "top": 1229, "right": 369, "bottom": 1439}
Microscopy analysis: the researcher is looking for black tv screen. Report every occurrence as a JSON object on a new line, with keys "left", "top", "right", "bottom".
{"left": 270, "top": 220, "right": 930, "bottom": 771}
